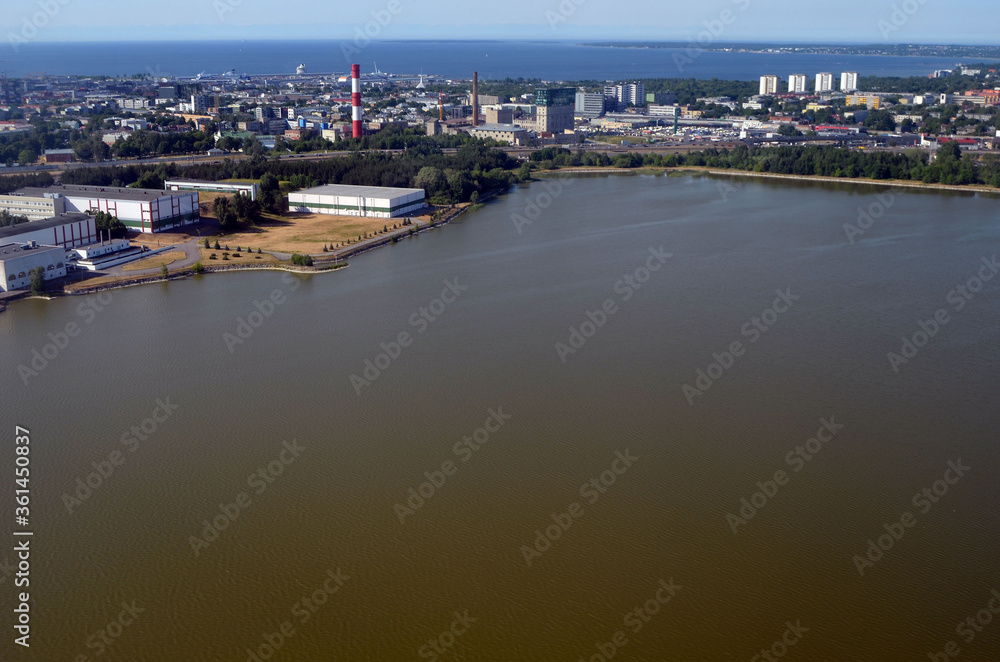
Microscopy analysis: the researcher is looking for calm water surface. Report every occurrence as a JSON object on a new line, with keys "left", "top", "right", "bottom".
{"left": 1, "top": 174, "right": 999, "bottom": 660}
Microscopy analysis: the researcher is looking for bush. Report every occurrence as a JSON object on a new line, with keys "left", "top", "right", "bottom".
{"left": 290, "top": 253, "right": 313, "bottom": 267}
{"left": 209, "top": 253, "right": 217, "bottom": 260}
{"left": 192, "top": 261, "right": 205, "bottom": 273}
{"left": 214, "top": 240, "right": 221, "bottom": 250}
{"left": 203, "top": 238, "right": 210, "bottom": 249}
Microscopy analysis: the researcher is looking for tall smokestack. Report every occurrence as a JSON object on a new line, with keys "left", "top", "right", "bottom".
{"left": 352, "top": 64, "right": 363, "bottom": 138}
{"left": 438, "top": 91, "right": 443, "bottom": 121}
{"left": 472, "top": 71, "right": 479, "bottom": 126}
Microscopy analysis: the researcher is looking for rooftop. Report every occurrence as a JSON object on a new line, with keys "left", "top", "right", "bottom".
{"left": 0, "top": 242, "right": 65, "bottom": 259}
{"left": 0, "top": 213, "right": 93, "bottom": 241}
{"left": 15, "top": 185, "right": 189, "bottom": 202}
{"left": 292, "top": 184, "right": 425, "bottom": 199}
{"left": 472, "top": 123, "right": 527, "bottom": 132}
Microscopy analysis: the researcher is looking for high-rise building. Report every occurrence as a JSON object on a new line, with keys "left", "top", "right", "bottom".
{"left": 575, "top": 92, "right": 606, "bottom": 118}
{"left": 788, "top": 75, "right": 808, "bottom": 94}
{"left": 815, "top": 73, "right": 834, "bottom": 93}
{"left": 840, "top": 72, "right": 859, "bottom": 91}
{"left": 759, "top": 76, "right": 779, "bottom": 96}
{"left": 603, "top": 83, "right": 646, "bottom": 109}
{"left": 535, "top": 88, "right": 576, "bottom": 134}
{"left": 646, "top": 92, "right": 676, "bottom": 105}
{"left": 190, "top": 95, "right": 210, "bottom": 113}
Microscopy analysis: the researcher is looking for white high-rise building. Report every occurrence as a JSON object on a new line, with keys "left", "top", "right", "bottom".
{"left": 759, "top": 75, "right": 779, "bottom": 96}
{"left": 840, "top": 72, "right": 859, "bottom": 91}
{"left": 788, "top": 74, "right": 808, "bottom": 94}
{"left": 815, "top": 73, "right": 834, "bottom": 93}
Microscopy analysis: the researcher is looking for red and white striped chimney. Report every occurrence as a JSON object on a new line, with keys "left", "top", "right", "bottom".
{"left": 351, "top": 64, "right": 363, "bottom": 138}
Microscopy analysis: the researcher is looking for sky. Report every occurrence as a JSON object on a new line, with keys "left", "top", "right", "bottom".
{"left": 1, "top": 0, "right": 997, "bottom": 44}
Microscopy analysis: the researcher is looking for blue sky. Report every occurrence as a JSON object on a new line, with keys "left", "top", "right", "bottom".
{"left": 1, "top": 0, "right": 997, "bottom": 44}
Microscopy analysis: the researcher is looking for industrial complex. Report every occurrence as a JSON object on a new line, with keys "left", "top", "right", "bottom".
{"left": 288, "top": 184, "right": 426, "bottom": 218}
{"left": 1, "top": 186, "right": 199, "bottom": 233}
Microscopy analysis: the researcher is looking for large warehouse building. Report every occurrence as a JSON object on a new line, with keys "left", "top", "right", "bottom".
{"left": 0, "top": 213, "right": 97, "bottom": 249}
{"left": 288, "top": 184, "right": 426, "bottom": 219}
{"left": 164, "top": 179, "right": 259, "bottom": 201}
{"left": 0, "top": 242, "right": 67, "bottom": 292}
{"left": 11, "top": 185, "right": 199, "bottom": 233}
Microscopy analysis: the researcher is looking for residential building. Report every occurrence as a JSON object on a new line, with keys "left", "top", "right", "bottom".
{"left": 759, "top": 76, "right": 779, "bottom": 96}
{"left": 789, "top": 75, "right": 808, "bottom": 94}
{"left": 815, "top": 73, "right": 835, "bottom": 93}
{"left": 846, "top": 95, "right": 882, "bottom": 110}
{"left": 841, "top": 72, "right": 860, "bottom": 91}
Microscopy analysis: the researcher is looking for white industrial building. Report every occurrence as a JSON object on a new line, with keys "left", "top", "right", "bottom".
{"left": 13, "top": 185, "right": 198, "bottom": 233}
{"left": 289, "top": 184, "right": 426, "bottom": 219}
{"left": 0, "top": 213, "right": 97, "bottom": 248}
{"left": 164, "top": 179, "right": 259, "bottom": 201}
{"left": 0, "top": 242, "right": 67, "bottom": 292}
{"left": 0, "top": 191, "right": 68, "bottom": 220}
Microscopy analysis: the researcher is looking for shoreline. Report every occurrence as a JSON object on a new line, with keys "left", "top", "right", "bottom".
{"left": 541, "top": 166, "right": 1000, "bottom": 195}
{"left": 5, "top": 169, "right": 996, "bottom": 306}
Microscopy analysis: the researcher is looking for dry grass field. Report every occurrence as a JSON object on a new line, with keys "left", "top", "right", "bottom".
{"left": 121, "top": 251, "right": 187, "bottom": 272}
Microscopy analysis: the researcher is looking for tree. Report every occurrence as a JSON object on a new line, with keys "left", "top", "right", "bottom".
{"left": 161, "top": 264, "right": 169, "bottom": 279}
{"left": 18, "top": 149, "right": 37, "bottom": 165}
{"left": 29, "top": 266, "right": 45, "bottom": 296}
{"left": 203, "top": 237, "right": 211, "bottom": 249}
{"left": 91, "top": 210, "right": 128, "bottom": 239}
{"left": 213, "top": 196, "right": 237, "bottom": 230}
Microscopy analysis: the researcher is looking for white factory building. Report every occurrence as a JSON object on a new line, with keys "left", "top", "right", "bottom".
{"left": 164, "top": 179, "right": 259, "bottom": 202}
{"left": 0, "top": 191, "right": 67, "bottom": 220}
{"left": 288, "top": 184, "right": 426, "bottom": 219}
{"left": 0, "top": 213, "right": 97, "bottom": 249}
{"left": 12, "top": 185, "right": 199, "bottom": 233}
{"left": 0, "top": 242, "right": 67, "bottom": 292}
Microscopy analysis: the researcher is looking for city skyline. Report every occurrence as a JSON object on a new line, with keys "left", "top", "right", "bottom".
{"left": 2, "top": 0, "right": 998, "bottom": 45}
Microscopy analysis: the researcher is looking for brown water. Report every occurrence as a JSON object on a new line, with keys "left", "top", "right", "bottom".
{"left": 2, "top": 173, "right": 1000, "bottom": 661}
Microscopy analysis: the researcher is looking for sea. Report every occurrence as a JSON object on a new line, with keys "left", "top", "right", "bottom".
{"left": 2, "top": 173, "right": 1000, "bottom": 660}
{"left": 5, "top": 39, "right": 997, "bottom": 80}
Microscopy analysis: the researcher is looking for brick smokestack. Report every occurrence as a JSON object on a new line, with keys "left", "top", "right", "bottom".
{"left": 472, "top": 71, "right": 479, "bottom": 126}
{"left": 352, "top": 64, "right": 362, "bottom": 138}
